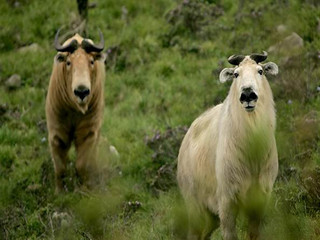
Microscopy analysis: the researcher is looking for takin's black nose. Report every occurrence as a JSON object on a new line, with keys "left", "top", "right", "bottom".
{"left": 74, "top": 86, "right": 90, "bottom": 100}
{"left": 239, "top": 87, "right": 258, "bottom": 103}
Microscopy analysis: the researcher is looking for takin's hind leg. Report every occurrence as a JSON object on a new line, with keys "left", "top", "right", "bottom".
{"left": 49, "top": 134, "right": 71, "bottom": 193}
{"left": 187, "top": 202, "right": 219, "bottom": 240}
{"left": 75, "top": 130, "right": 99, "bottom": 189}
{"left": 201, "top": 210, "right": 220, "bottom": 240}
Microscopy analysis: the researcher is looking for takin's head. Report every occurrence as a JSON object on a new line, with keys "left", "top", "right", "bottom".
{"left": 219, "top": 51, "right": 278, "bottom": 112}
{"left": 53, "top": 29, "right": 105, "bottom": 113}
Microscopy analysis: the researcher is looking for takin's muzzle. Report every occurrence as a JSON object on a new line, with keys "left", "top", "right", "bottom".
{"left": 240, "top": 87, "right": 258, "bottom": 112}
{"left": 74, "top": 85, "right": 90, "bottom": 101}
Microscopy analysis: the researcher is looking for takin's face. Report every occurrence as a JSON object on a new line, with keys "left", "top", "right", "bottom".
{"left": 54, "top": 31, "right": 105, "bottom": 112}
{"left": 219, "top": 55, "right": 278, "bottom": 112}
{"left": 56, "top": 47, "right": 101, "bottom": 106}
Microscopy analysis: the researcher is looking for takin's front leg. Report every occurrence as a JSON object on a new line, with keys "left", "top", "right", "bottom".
{"left": 49, "top": 134, "right": 71, "bottom": 193}
{"left": 186, "top": 202, "right": 220, "bottom": 240}
{"left": 246, "top": 181, "right": 271, "bottom": 240}
{"left": 219, "top": 197, "right": 239, "bottom": 240}
{"left": 246, "top": 194, "right": 266, "bottom": 240}
{"left": 75, "top": 130, "right": 99, "bottom": 189}
{"left": 248, "top": 216, "right": 261, "bottom": 240}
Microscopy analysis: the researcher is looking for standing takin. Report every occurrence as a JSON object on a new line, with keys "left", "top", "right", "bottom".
{"left": 177, "top": 52, "right": 279, "bottom": 240}
{"left": 46, "top": 30, "right": 106, "bottom": 192}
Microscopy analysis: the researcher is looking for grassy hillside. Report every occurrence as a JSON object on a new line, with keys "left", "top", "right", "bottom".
{"left": 1, "top": 0, "right": 320, "bottom": 239}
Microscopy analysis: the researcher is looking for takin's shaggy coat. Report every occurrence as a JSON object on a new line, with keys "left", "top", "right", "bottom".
{"left": 177, "top": 52, "right": 279, "bottom": 240}
{"left": 46, "top": 31, "right": 106, "bottom": 192}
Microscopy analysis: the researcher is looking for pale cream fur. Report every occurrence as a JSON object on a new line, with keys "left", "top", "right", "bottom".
{"left": 46, "top": 34, "right": 105, "bottom": 192}
{"left": 177, "top": 57, "right": 278, "bottom": 240}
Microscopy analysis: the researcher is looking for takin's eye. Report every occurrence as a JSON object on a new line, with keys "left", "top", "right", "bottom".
{"left": 258, "top": 69, "right": 263, "bottom": 75}
{"left": 90, "top": 60, "right": 94, "bottom": 65}
{"left": 234, "top": 72, "right": 239, "bottom": 78}
{"left": 66, "top": 60, "right": 71, "bottom": 66}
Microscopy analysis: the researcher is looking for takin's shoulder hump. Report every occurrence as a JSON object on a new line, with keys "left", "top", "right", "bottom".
{"left": 188, "top": 103, "right": 223, "bottom": 140}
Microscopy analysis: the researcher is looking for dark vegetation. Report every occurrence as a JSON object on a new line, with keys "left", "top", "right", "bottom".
{"left": 145, "top": 126, "right": 187, "bottom": 194}
{"left": 0, "top": 0, "right": 320, "bottom": 239}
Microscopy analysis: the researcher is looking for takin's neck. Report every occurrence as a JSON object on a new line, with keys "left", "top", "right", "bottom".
{"left": 221, "top": 93, "right": 276, "bottom": 174}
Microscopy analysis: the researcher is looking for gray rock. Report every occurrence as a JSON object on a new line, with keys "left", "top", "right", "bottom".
{"left": 268, "top": 32, "right": 303, "bottom": 54}
{"left": 5, "top": 74, "right": 21, "bottom": 90}
{"left": 52, "top": 211, "right": 72, "bottom": 229}
{"left": 276, "top": 24, "right": 287, "bottom": 34}
{"left": 110, "top": 145, "right": 120, "bottom": 159}
{"left": 18, "top": 43, "right": 41, "bottom": 53}
{"left": 27, "top": 184, "right": 42, "bottom": 191}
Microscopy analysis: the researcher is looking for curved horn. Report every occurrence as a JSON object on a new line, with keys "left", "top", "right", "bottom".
{"left": 250, "top": 51, "right": 268, "bottom": 63}
{"left": 228, "top": 54, "right": 245, "bottom": 65}
{"left": 81, "top": 30, "right": 105, "bottom": 53}
{"left": 54, "top": 28, "right": 78, "bottom": 52}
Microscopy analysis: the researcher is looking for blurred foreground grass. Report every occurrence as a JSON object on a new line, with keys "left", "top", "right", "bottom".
{"left": 1, "top": 0, "right": 320, "bottom": 239}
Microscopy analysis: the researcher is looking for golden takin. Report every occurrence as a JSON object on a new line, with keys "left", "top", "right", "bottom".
{"left": 46, "top": 29, "right": 106, "bottom": 193}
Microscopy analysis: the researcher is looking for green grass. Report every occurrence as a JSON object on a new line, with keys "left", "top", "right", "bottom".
{"left": 1, "top": 0, "right": 320, "bottom": 239}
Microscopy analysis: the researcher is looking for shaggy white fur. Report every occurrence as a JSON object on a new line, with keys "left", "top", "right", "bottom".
{"left": 177, "top": 56, "right": 279, "bottom": 240}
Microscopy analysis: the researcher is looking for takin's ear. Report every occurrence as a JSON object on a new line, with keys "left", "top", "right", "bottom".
{"left": 55, "top": 53, "right": 67, "bottom": 63}
{"left": 94, "top": 52, "right": 107, "bottom": 64}
{"left": 262, "top": 62, "right": 278, "bottom": 76}
{"left": 219, "top": 68, "right": 234, "bottom": 83}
